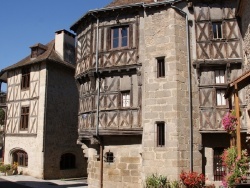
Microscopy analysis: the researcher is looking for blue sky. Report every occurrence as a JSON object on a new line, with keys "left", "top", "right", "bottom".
{"left": 0, "top": 0, "right": 112, "bottom": 90}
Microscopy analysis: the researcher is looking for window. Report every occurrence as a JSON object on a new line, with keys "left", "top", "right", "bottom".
{"left": 104, "top": 151, "right": 114, "bottom": 163}
{"left": 157, "top": 57, "right": 165, "bottom": 78}
{"left": 20, "top": 107, "right": 29, "bottom": 131}
{"left": 214, "top": 148, "right": 226, "bottom": 181}
{"left": 212, "top": 22, "right": 223, "bottom": 39}
{"left": 13, "top": 150, "right": 28, "bottom": 167}
{"left": 60, "top": 153, "right": 76, "bottom": 170}
{"left": 122, "top": 91, "right": 130, "bottom": 107}
{"left": 215, "top": 70, "right": 226, "bottom": 106}
{"left": 215, "top": 70, "right": 225, "bottom": 84}
{"left": 21, "top": 67, "right": 30, "bottom": 90}
{"left": 216, "top": 89, "right": 226, "bottom": 106}
{"left": 156, "top": 122, "right": 165, "bottom": 147}
{"left": 111, "top": 26, "right": 129, "bottom": 49}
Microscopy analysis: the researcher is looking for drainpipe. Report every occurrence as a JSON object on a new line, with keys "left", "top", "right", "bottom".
{"left": 171, "top": 4, "right": 193, "bottom": 172}
{"left": 90, "top": 13, "right": 103, "bottom": 188}
{"left": 42, "top": 65, "right": 48, "bottom": 179}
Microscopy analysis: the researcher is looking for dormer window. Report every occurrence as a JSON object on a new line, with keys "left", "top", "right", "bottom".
{"left": 30, "top": 43, "right": 47, "bottom": 58}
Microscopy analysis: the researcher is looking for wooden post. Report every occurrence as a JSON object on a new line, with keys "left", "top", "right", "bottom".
{"left": 234, "top": 84, "right": 241, "bottom": 158}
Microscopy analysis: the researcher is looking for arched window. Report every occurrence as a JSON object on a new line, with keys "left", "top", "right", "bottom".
{"left": 13, "top": 150, "right": 28, "bottom": 167}
{"left": 60, "top": 153, "right": 75, "bottom": 170}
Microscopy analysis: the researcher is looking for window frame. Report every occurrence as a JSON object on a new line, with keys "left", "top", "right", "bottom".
{"left": 105, "top": 151, "right": 114, "bottom": 163}
{"left": 156, "top": 122, "right": 165, "bottom": 147}
{"left": 20, "top": 106, "right": 29, "bottom": 131}
{"left": 212, "top": 21, "right": 223, "bottom": 39}
{"left": 13, "top": 150, "right": 28, "bottom": 167}
{"left": 216, "top": 89, "right": 226, "bottom": 106}
{"left": 111, "top": 26, "right": 129, "bottom": 49}
{"left": 156, "top": 57, "right": 165, "bottom": 78}
{"left": 121, "top": 90, "right": 130, "bottom": 108}
{"left": 213, "top": 148, "right": 226, "bottom": 181}
{"left": 21, "top": 67, "right": 30, "bottom": 90}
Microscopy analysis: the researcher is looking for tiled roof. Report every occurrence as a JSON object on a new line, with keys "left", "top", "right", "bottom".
{"left": 106, "top": 0, "right": 165, "bottom": 7}
{"left": 2, "top": 40, "right": 75, "bottom": 72}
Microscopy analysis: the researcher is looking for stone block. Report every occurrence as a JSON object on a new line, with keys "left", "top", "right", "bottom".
{"left": 120, "top": 157, "right": 140, "bottom": 164}
{"left": 128, "top": 164, "right": 140, "bottom": 170}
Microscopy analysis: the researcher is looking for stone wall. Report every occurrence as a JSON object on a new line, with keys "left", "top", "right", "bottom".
{"left": 43, "top": 62, "right": 87, "bottom": 179}
{"left": 140, "top": 6, "right": 201, "bottom": 181}
{"left": 86, "top": 136, "right": 142, "bottom": 188}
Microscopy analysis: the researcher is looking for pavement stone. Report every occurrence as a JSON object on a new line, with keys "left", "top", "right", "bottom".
{"left": 0, "top": 175, "right": 88, "bottom": 188}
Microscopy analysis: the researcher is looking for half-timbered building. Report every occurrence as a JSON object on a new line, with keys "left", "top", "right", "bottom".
{"left": 71, "top": 0, "right": 245, "bottom": 187}
{"left": 0, "top": 30, "right": 87, "bottom": 179}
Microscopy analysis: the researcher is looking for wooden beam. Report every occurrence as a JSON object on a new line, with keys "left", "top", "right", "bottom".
{"left": 234, "top": 83, "right": 241, "bottom": 158}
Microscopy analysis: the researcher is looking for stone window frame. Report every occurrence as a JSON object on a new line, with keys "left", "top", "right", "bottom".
{"left": 155, "top": 121, "right": 165, "bottom": 147}
{"left": 156, "top": 57, "right": 165, "bottom": 78}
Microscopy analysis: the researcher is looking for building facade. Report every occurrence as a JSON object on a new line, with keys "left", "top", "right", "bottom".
{"left": 1, "top": 30, "right": 87, "bottom": 179}
{"left": 71, "top": 0, "right": 245, "bottom": 187}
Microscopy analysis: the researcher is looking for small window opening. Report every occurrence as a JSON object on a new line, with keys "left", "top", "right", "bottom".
{"left": 216, "top": 89, "right": 226, "bottom": 106}
{"left": 121, "top": 91, "right": 130, "bottom": 107}
{"left": 156, "top": 122, "right": 165, "bottom": 147}
{"left": 21, "top": 67, "right": 30, "bottom": 90}
{"left": 215, "top": 70, "right": 225, "bottom": 84}
{"left": 104, "top": 151, "right": 114, "bottom": 163}
{"left": 157, "top": 57, "right": 165, "bottom": 78}
{"left": 212, "top": 22, "right": 223, "bottom": 39}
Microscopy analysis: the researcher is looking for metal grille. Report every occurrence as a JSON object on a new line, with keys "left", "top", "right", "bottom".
{"left": 157, "top": 58, "right": 165, "bottom": 78}
{"left": 214, "top": 148, "right": 226, "bottom": 181}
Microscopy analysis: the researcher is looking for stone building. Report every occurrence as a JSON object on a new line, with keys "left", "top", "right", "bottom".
{"left": 0, "top": 30, "right": 87, "bottom": 179}
{"left": 70, "top": 0, "right": 245, "bottom": 187}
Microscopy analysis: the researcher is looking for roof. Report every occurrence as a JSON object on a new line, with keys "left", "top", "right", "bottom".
{"left": 225, "top": 70, "right": 250, "bottom": 98}
{"left": 70, "top": 0, "right": 179, "bottom": 31}
{"left": 106, "top": 0, "right": 163, "bottom": 7}
{"left": 1, "top": 40, "right": 75, "bottom": 74}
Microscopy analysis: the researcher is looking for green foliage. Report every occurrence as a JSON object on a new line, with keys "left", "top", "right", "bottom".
{"left": 0, "top": 108, "right": 5, "bottom": 125}
{"left": 221, "top": 147, "right": 250, "bottom": 187}
{"left": 145, "top": 174, "right": 180, "bottom": 188}
{"left": 0, "top": 163, "right": 11, "bottom": 173}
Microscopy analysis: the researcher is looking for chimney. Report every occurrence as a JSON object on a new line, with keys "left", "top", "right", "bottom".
{"left": 55, "top": 29, "right": 75, "bottom": 64}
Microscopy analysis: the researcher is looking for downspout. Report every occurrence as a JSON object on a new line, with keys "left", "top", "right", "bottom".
{"left": 171, "top": 4, "right": 193, "bottom": 172}
{"left": 42, "top": 64, "right": 48, "bottom": 179}
{"left": 90, "top": 13, "right": 103, "bottom": 188}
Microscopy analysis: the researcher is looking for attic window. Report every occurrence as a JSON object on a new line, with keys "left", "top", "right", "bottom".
{"left": 30, "top": 43, "right": 47, "bottom": 58}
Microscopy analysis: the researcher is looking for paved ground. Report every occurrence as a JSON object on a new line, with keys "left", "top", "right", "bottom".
{"left": 0, "top": 178, "right": 30, "bottom": 188}
{"left": 0, "top": 175, "right": 88, "bottom": 188}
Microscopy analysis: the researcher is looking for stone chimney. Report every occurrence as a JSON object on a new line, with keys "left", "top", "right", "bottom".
{"left": 55, "top": 29, "right": 75, "bottom": 64}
